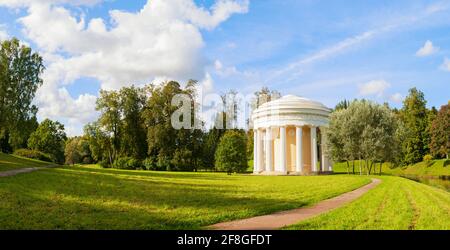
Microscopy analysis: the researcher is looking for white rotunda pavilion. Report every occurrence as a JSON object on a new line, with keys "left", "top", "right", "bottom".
{"left": 252, "top": 95, "right": 332, "bottom": 175}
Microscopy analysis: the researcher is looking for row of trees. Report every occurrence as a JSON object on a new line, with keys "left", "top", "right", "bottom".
{"left": 74, "top": 81, "right": 279, "bottom": 172}
{"left": 328, "top": 88, "right": 449, "bottom": 175}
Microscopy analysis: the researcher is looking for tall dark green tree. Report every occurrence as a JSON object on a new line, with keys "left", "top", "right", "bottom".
{"left": 142, "top": 80, "right": 204, "bottom": 171}
{"left": 28, "top": 119, "right": 67, "bottom": 163}
{"left": 0, "top": 38, "right": 44, "bottom": 152}
{"left": 399, "top": 88, "right": 429, "bottom": 165}
{"left": 119, "top": 86, "right": 147, "bottom": 159}
{"left": 215, "top": 130, "right": 248, "bottom": 174}
{"left": 430, "top": 103, "right": 449, "bottom": 159}
{"left": 96, "top": 90, "right": 121, "bottom": 163}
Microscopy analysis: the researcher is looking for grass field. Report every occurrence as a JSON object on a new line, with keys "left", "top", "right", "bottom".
{"left": 285, "top": 175, "right": 450, "bottom": 230}
{"left": 0, "top": 153, "right": 53, "bottom": 172}
{"left": 333, "top": 159, "right": 450, "bottom": 177}
{"left": 0, "top": 164, "right": 370, "bottom": 229}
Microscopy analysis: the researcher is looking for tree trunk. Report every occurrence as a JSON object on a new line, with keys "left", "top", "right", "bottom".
{"left": 346, "top": 161, "right": 350, "bottom": 175}
{"left": 368, "top": 161, "right": 373, "bottom": 175}
{"left": 359, "top": 158, "right": 362, "bottom": 175}
{"left": 352, "top": 160, "right": 355, "bottom": 175}
{"left": 379, "top": 162, "right": 382, "bottom": 176}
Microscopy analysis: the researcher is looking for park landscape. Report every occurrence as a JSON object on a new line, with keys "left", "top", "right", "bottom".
{"left": 1, "top": 1, "right": 450, "bottom": 231}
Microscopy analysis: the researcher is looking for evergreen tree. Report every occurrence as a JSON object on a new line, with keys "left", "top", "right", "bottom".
{"left": 399, "top": 88, "right": 429, "bottom": 165}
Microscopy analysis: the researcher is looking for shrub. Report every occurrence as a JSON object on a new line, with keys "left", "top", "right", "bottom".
{"left": 215, "top": 130, "right": 248, "bottom": 174}
{"left": 127, "top": 158, "right": 143, "bottom": 170}
{"left": 423, "top": 154, "right": 433, "bottom": 162}
{"left": 13, "top": 149, "right": 52, "bottom": 162}
{"left": 423, "top": 154, "right": 433, "bottom": 167}
{"left": 113, "top": 157, "right": 132, "bottom": 169}
{"left": 143, "top": 157, "right": 162, "bottom": 171}
{"left": 99, "top": 160, "right": 111, "bottom": 168}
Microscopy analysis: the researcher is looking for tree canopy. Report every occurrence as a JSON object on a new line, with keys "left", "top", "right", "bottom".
{"left": 28, "top": 119, "right": 67, "bottom": 163}
{"left": 0, "top": 38, "right": 44, "bottom": 152}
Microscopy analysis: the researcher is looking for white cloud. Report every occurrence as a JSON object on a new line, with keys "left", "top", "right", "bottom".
{"left": 358, "top": 80, "right": 391, "bottom": 97}
{"left": 416, "top": 40, "right": 439, "bottom": 57}
{"left": 0, "top": 0, "right": 248, "bottom": 135}
{"left": 0, "top": 24, "right": 8, "bottom": 40}
{"left": 389, "top": 93, "right": 403, "bottom": 103}
{"left": 441, "top": 58, "right": 450, "bottom": 71}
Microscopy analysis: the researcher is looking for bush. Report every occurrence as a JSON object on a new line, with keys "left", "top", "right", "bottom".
{"left": 423, "top": 154, "right": 433, "bottom": 162}
{"left": 99, "top": 160, "right": 111, "bottom": 168}
{"left": 423, "top": 154, "right": 434, "bottom": 167}
{"left": 13, "top": 149, "right": 52, "bottom": 162}
{"left": 143, "top": 157, "right": 162, "bottom": 171}
{"left": 127, "top": 158, "right": 143, "bottom": 170}
{"left": 215, "top": 130, "right": 248, "bottom": 174}
{"left": 112, "top": 157, "right": 142, "bottom": 170}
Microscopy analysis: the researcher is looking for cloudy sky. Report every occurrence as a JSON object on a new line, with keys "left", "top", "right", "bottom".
{"left": 0, "top": 0, "right": 449, "bottom": 135}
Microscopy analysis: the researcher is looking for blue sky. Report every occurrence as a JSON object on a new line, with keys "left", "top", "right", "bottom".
{"left": 0, "top": 0, "right": 449, "bottom": 135}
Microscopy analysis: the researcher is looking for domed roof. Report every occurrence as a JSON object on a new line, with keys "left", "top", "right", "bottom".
{"left": 258, "top": 95, "right": 330, "bottom": 111}
{"left": 252, "top": 95, "right": 331, "bottom": 129}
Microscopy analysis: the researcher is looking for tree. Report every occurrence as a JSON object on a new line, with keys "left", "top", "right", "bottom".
{"left": 253, "top": 87, "right": 281, "bottom": 108}
{"left": 215, "top": 130, "right": 248, "bottom": 174}
{"left": 326, "top": 100, "right": 400, "bottom": 175}
{"left": 65, "top": 136, "right": 93, "bottom": 165}
{"left": 96, "top": 90, "right": 121, "bottom": 163}
{"left": 65, "top": 138, "right": 82, "bottom": 165}
{"left": 334, "top": 99, "right": 350, "bottom": 111}
{"left": 119, "top": 86, "right": 147, "bottom": 159}
{"left": 28, "top": 119, "right": 67, "bottom": 163}
{"left": 142, "top": 81, "right": 204, "bottom": 171}
{"left": 399, "top": 88, "right": 429, "bottom": 165}
{"left": 0, "top": 38, "right": 44, "bottom": 152}
{"left": 430, "top": 103, "right": 449, "bottom": 159}
{"left": 84, "top": 122, "right": 114, "bottom": 165}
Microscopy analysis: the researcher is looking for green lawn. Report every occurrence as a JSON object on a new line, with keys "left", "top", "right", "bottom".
{"left": 285, "top": 175, "right": 450, "bottom": 230}
{"left": 333, "top": 159, "right": 450, "bottom": 177}
{"left": 0, "top": 153, "right": 54, "bottom": 172}
{"left": 0, "top": 165, "right": 370, "bottom": 229}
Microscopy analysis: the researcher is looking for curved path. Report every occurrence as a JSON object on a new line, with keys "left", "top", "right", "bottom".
{"left": 0, "top": 165, "right": 57, "bottom": 178}
{"left": 209, "top": 178, "right": 381, "bottom": 230}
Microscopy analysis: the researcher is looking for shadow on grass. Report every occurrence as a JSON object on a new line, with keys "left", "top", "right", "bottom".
{"left": 0, "top": 169, "right": 319, "bottom": 229}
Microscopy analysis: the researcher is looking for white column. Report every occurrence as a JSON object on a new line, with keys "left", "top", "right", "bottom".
{"left": 257, "top": 129, "right": 264, "bottom": 173}
{"left": 253, "top": 129, "right": 258, "bottom": 173}
{"left": 265, "top": 127, "right": 272, "bottom": 172}
{"left": 280, "top": 126, "right": 287, "bottom": 174}
{"left": 311, "top": 126, "right": 318, "bottom": 172}
{"left": 295, "top": 126, "right": 303, "bottom": 173}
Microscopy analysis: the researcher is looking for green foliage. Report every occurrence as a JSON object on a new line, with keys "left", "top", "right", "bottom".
{"left": 142, "top": 156, "right": 161, "bottom": 171}
{"left": 215, "top": 130, "right": 248, "bottom": 174}
{"left": 119, "top": 86, "right": 147, "bottom": 159}
{"left": 28, "top": 119, "right": 67, "bottom": 164}
{"left": 334, "top": 99, "right": 350, "bottom": 111}
{"left": 142, "top": 81, "right": 204, "bottom": 171}
{"left": 326, "top": 100, "right": 400, "bottom": 174}
{"left": 112, "top": 157, "right": 142, "bottom": 170}
{"left": 13, "top": 149, "right": 52, "bottom": 162}
{"left": 423, "top": 154, "right": 433, "bottom": 162}
{"left": 64, "top": 136, "right": 92, "bottom": 165}
{"left": 399, "top": 88, "right": 429, "bottom": 165}
{"left": 0, "top": 38, "right": 44, "bottom": 152}
{"left": 430, "top": 103, "right": 449, "bottom": 159}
